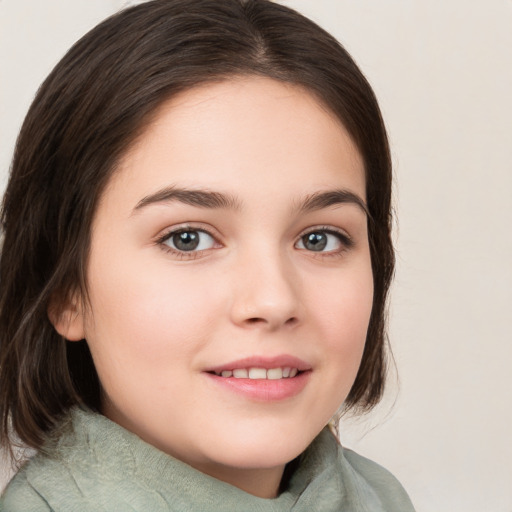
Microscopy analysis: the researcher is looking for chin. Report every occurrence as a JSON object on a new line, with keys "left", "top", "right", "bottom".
{"left": 198, "top": 422, "right": 320, "bottom": 470}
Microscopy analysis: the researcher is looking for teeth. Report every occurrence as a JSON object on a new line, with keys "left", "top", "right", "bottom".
{"left": 248, "top": 368, "right": 267, "bottom": 379}
{"left": 267, "top": 368, "right": 283, "bottom": 380}
{"left": 215, "top": 367, "right": 300, "bottom": 379}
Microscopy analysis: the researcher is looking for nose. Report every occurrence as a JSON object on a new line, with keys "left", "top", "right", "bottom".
{"left": 229, "top": 250, "right": 301, "bottom": 331}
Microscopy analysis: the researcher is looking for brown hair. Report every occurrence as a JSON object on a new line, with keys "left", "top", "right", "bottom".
{"left": 0, "top": 0, "right": 393, "bottom": 455}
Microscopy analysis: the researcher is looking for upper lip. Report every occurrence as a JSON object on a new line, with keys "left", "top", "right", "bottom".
{"left": 204, "top": 355, "right": 312, "bottom": 373}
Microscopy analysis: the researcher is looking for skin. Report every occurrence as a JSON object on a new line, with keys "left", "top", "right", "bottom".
{"left": 54, "top": 77, "right": 373, "bottom": 498}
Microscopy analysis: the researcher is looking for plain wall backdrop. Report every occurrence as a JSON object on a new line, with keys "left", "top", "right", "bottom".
{"left": 1, "top": 1, "right": 511, "bottom": 511}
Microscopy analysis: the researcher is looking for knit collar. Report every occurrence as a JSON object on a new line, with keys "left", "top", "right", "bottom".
{"left": 52, "top": 407, "right": 346, "bottom": 511}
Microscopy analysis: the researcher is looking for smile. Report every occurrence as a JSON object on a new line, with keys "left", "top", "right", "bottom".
{"left": 204, "top": 355, "right": 311, "bottom": 401}
{"left": 211, "top": 367, "right": 300, "bottom": 379}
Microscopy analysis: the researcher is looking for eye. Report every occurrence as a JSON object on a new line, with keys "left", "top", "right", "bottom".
{"left": 295, "top": 229, "right": 351, "bottom": 253}
{"left": 162, "top": 229, "right": 216, "bottom": 252}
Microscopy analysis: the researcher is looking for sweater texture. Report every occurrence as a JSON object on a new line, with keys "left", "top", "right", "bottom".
{"left": 1, "top": 408, "right": 415, "bottom": 511}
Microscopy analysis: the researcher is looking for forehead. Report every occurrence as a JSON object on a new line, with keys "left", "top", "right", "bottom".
{"left": 103, "top": 76, "right": 365, "bottom": 211}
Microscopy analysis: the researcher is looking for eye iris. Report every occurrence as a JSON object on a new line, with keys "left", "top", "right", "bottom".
{"left": 173, "top": 231, "right": 200, "bottom": 251}
{"left": 303, "top": 232, "right": 327, "bottom": 251}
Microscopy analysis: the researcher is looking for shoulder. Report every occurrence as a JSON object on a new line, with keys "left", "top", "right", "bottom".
{"left": 339, "top": 445, "right": 416, "bottom": 511}
{"left": 0, "top": 408, "right": 137, "bottom": 512}
{"left": 0, "top": 445, "right": 93, "bottom": 512}
{"left": 1, "top": 466, "right": 52, "bottom": 511}
{"left": 301, "top": 429, "right": 415, "bottom": 511}
{"left": 0, "top": 408, "right": 173, "bottom": 512}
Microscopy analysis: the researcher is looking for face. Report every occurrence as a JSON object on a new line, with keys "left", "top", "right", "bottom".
{"left": 61, "top": 77, "right": 373, "bottom": 496}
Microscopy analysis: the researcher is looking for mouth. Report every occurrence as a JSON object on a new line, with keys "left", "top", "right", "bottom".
{"left": 204, "top": 355, "right": 312, "bottom": 401}
{"left": 208, "top": 366, "right": 302, "bottom": 380}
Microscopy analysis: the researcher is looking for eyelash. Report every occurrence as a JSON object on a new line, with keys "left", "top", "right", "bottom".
{"left": 156, "top": 225, "right": 218, "bottom": 260}
{"left": 155, "top": 224, "right": 354, "bottom": 260}
{"left": 297, "top": 226, "right": 354, "bottom": 258}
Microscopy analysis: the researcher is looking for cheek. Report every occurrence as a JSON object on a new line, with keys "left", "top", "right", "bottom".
{"left": 308, "top": 261, "right": 374, "bottom": 384}
{"left": 312, "top": 262, "right": 373, "bottom": 339}
{"left": 82, "top": 260, "right": 224, "bottom": 383}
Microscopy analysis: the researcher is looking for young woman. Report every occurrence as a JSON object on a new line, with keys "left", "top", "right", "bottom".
{"left": 0, "top": 0, "right": 415, "bottom": 509}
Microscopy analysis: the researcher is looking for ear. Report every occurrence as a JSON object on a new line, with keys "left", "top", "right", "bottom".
{"left": 47, "top": 293, "right": 86, "bottom": 341}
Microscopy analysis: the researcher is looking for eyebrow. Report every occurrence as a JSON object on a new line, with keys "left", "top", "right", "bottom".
{"left": 132, "top": 186, "right": 368, "bottom": 216}
{"left": 133, "top": 186, "right": 242, "bottom": 213}
{"left": 296, "top": 189, "right": 369, "bottom": 216}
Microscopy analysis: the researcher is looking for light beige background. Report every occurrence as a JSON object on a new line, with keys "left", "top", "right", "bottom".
{"left": 1, "top": 1, "right": 511, "bottom": 511}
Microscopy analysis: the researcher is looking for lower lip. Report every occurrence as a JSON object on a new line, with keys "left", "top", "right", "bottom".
{"left": 204, "top": 371, "right": 311, "bottom": 401}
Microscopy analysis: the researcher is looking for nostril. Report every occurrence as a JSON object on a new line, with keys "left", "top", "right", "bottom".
{"left": 246, "top": 317, "right": 264, "bottom": 324}
{"left": 244, "top": 316, "right": 298, "bottom": 327}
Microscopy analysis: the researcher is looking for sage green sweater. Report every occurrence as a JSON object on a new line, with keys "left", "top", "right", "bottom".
{"left": 1, "top": 408, "right": 415, "bottom": 511}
